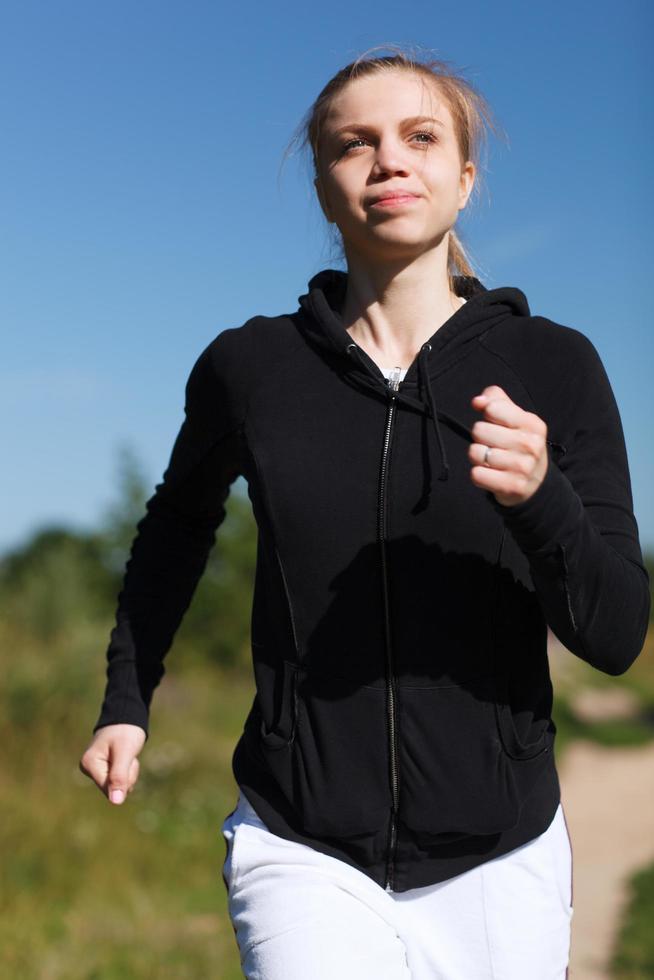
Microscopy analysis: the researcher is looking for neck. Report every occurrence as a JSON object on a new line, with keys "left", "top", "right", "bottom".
{"left": 341, "top": 244, "right": 464, "bottom": 368}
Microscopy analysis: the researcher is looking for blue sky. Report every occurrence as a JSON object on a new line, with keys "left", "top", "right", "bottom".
{"left": 2, "top": 0, "right": 653, "bottom": 557}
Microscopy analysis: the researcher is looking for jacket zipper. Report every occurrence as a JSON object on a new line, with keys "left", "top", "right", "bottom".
{"left": 380, "top": 366, "right": 402, "bottom": 891}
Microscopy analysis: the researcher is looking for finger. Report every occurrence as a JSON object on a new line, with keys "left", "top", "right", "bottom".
{"left": 79, "top": 744, "right": 110, "bottom": 791}
{"left": 468, "top": 443, "right": 536, "bottom": 475}
{"left": 473, "top": 395, "right": 527, "bottom": 429}
{"left": 470, "top": 461, "right": 528, "bottom": 499}
{"left": 469, "top": 444, "right": 507, "bottom": 470}
{"left": 472, "top": 384, "right": 510, "bottom": 403}
{"left": 474, "top": 397, "right": 547, "bottom": 439}
{"left": 471, "top": 420, "right": 543, "bottom": 456}
{"left": 106, "top": 744, "right": 140, "bottom": 805}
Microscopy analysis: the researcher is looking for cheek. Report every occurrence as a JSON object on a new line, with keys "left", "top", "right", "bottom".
{"left": 332, "top": 185, "right": 366, "bottom": 222}
{"left": 424, "top": 156, "right": 462, "bottom": 190}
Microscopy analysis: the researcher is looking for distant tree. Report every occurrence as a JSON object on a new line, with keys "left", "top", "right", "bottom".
{"left": 0, "top": 526, "right": 112, "bottom": 639}
{"left": 96, "top": 443, "right": 258, "bottom": 671}
{"left": 97, "top": 442, "right": 151, "bottom": 582}
{"left": 177, "top": 482, "right": 257, "bottom": 671}
{"left": 644, "top": 551, "right": 654, "bottom": 623}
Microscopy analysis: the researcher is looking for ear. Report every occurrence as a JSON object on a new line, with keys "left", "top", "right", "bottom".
{"left": 458, "top": 161, "right": 476, "bottom": 211}
{"left": 314, "top": 174, "right": 333, "bottom": 223}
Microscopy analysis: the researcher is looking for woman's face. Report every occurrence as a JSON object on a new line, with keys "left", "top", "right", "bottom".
{"left": 314, "top": 70, "right": 476, "bottom": 261}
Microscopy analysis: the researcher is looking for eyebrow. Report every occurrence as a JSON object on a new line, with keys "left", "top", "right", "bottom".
{"left": 330, "top": 115, "right": 445, "bottom": 137}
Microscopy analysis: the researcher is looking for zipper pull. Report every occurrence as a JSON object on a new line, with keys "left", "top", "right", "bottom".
{"left": 387, "top": 366, "right": 403, "bottom": 391}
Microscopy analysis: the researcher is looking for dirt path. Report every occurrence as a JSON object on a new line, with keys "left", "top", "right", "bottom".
{"left": 558, "top": 739, "right": 654, "bottom": 977}
{"left": 548, "top": 626, "right": 654, "bottom": 978}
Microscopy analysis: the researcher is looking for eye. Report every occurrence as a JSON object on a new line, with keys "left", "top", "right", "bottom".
{"left": 339, "top": 131, "right": 438, "bottom": 156}
{"left": 340, "top": 137, "right": 366, "bottom": 155}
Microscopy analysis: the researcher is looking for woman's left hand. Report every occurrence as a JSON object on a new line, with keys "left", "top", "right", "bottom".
{"left": 468, "top": 385, "right": 549, "bottom": 507}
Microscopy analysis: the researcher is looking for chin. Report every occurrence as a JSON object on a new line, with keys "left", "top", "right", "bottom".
{"left": 355, "top": 240, "right": 428, "bottom": 266}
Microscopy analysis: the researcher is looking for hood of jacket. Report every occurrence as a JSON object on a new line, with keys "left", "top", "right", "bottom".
{"left": 296, "top": 268, "right": 531, "bottom": 487}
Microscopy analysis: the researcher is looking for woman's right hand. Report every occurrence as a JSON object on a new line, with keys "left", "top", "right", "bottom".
{"left": 79, "top": 724, "right": 147, "bottom": 804}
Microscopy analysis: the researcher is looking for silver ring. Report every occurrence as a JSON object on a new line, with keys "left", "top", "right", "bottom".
{"left": 483, "top": 446, "right": 492, "bottom": 466}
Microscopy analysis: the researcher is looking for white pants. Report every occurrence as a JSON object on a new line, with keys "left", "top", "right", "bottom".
{"left": 220, "top": 791, "right": 574, "bottom": 979}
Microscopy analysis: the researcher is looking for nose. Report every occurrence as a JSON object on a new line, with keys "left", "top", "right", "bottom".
{"left": 371, "top": 137, "right": 411, "bottom": 177}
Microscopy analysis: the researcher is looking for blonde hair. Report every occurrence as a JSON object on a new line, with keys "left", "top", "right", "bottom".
{"left": 281, "top": 43, "right": 508, "bottom": 290}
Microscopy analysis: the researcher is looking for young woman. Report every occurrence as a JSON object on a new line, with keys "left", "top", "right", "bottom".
{"left": 80, "top": 47, "right": 650, "bottom": 978}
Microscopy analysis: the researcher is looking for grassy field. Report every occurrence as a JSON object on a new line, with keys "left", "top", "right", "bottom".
{"left": 2, "top": 615, "right": 653, "bottom": 978}
{"left": 2, "top": 628, "right": 252, "bottom": 979}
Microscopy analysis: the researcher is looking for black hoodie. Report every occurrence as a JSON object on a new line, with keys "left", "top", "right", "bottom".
{"left": 93, "top": 268, "right": 650, "bottom": 891}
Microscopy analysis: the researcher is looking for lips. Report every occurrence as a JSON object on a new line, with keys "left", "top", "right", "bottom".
{"left": 369, "top": 191, "right": 421, "bottom": 206}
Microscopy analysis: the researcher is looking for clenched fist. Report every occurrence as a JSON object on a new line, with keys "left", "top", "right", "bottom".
{"left": 469, "top": 385, "right": 549, "bottom": 507}
{"left": 79, "top": 724, "right": 146, "bottom": 805}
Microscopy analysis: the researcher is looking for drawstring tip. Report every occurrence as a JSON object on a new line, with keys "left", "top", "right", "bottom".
{"left": 438, "top": 463, "right": 450, "bottom": 482}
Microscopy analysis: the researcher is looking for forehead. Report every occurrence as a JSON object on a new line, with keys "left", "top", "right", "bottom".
{"left": 323, "top": 71, "right": 451, "bottom": 131}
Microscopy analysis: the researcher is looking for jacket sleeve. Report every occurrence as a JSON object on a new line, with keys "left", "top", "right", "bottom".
{"left": 489, "top": 331, "right": 650, "bottom": 676}
{"left": 92, "top": 335, "right": 244, "bottom": 740}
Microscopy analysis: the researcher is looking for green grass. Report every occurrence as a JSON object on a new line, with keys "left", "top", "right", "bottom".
{"left": 610, "top": 861, "right": 654, "bottom": 978}
{"left": 551, "top": 693, "right": 654, "bottom": 751}
{"left": 0, "top": 640, "right": 253, "bottom": 979}
{"left": 550, "top": 628, "right": 654, "bottom": 751}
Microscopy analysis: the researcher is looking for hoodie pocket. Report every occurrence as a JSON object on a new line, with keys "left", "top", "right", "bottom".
{"left": 259, "top": 658, "right": 300, "bottom": 750}
{"left": 398, "top": 672, "right": 522, "bottom": 840}
{"left": 258, "top": 665, "right": 391, "bottom": 838}
{"left": 493, "top": 670, "right": 555, "bottom": 762}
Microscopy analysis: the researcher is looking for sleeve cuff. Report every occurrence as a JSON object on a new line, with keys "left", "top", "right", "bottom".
{"left": 93, "top": 661, "right": 151, "bottom": 741}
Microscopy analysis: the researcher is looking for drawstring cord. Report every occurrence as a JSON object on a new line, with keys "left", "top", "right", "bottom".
{"left": 417, "top": 343, "right": 450, "bottom": 482}
{"left": 345, "top": 341, "right": 451, "bottom": 495}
